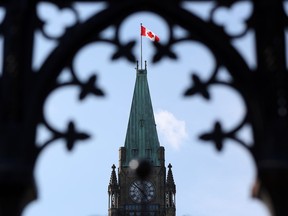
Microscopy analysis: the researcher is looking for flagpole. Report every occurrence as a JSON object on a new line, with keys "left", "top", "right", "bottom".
{"left": 140, "top": 23, "right": 143, "bottom": 70}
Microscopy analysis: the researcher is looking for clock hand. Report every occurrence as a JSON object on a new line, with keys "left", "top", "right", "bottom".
{"left": 133, "top": 182, "right": 148, "bottom": 200}
{"left": 133, "top": 182, "right": 145, "bottom": 194}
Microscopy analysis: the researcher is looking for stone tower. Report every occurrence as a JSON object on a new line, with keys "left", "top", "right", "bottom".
{"left": 108, "top": 63, "right": 176, "bottom": 216}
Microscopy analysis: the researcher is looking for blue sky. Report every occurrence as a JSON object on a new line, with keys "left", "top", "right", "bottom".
{"left": 14, "top": 1, "right": 277, "bottom": 216}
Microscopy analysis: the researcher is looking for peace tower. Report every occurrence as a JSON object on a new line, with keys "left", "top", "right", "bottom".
{"left": 108, "top": 63, "right": 176, "bottom": 216}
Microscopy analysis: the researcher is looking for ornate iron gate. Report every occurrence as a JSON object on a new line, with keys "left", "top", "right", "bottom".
{"left": 0, "top": 0, "right": 287, "bottom": 215}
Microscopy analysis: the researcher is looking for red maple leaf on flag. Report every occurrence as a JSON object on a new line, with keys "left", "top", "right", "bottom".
{"left": 147, "top": 31, "right": 155, "bottom": 39}
{"left": 141, "top": 25, "right": 160, "bottom": 42}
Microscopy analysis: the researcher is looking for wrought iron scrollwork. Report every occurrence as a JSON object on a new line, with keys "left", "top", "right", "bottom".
{"left": 184, "top": 63, "right": 253, "bottom": 154}
{"left": 0, "top": 0, "right": 287, "bottom": 215}
{"left": 180, "top": 2, "right": 255, "bottom": 159}
{"left": 37, "top": 63, "right": 104, "bottom": 153}
{"left": 210, "top": 1, "right": 253, "bottom": 39}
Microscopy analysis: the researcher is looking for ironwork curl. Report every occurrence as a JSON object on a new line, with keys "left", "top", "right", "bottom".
{"left": 210, "top": 1, "right": 253, "bottom": 39}
{"left": 184, "top": 61, "right": 253, "bottom": 154}
{"left": 37, "top": 2, "right": 80, "bottom": 40}
{"left": 37, "top": 63, "right": 104, "bottom": 153}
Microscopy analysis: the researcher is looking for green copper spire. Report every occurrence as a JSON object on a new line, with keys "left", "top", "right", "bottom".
{"left": 122, "top": 62, "right": 161, "bottom": 166}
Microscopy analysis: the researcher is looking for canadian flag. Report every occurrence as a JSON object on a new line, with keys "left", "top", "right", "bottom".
{"left": 141, "top": 25, "right": 160, "bottom": 42}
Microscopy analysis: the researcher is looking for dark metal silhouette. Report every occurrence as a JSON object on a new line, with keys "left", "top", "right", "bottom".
{"left": 0, "top": 0, "right": 287, "bottom": 215}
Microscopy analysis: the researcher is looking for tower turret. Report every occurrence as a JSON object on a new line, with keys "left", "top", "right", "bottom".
{"left": 166, "top": 163, "right": 176, "bottom": 216}
{"left": 108, "top": 164, "right": 119, "bottom": 216}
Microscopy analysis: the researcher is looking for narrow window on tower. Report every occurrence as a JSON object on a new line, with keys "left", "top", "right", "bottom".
{"left": 132, "top": 148, "right": 139, "bottom": 157}
{"left": 166, "top": 193, "right": 169, "bottom": 207}
{"left": 145, "top": 149, "right": 152, "bottom": 158}
{"left": 111, "top": 193, "right": 116, "bottom": 207}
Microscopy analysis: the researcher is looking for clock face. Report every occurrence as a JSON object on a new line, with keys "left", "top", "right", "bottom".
{"left": 129, "top": 180, "right": 155, "bottom": 203}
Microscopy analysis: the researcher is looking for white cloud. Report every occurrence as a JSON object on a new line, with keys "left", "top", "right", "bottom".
{"left": 155, "top": 110, "right": 188, "bottom": 150}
